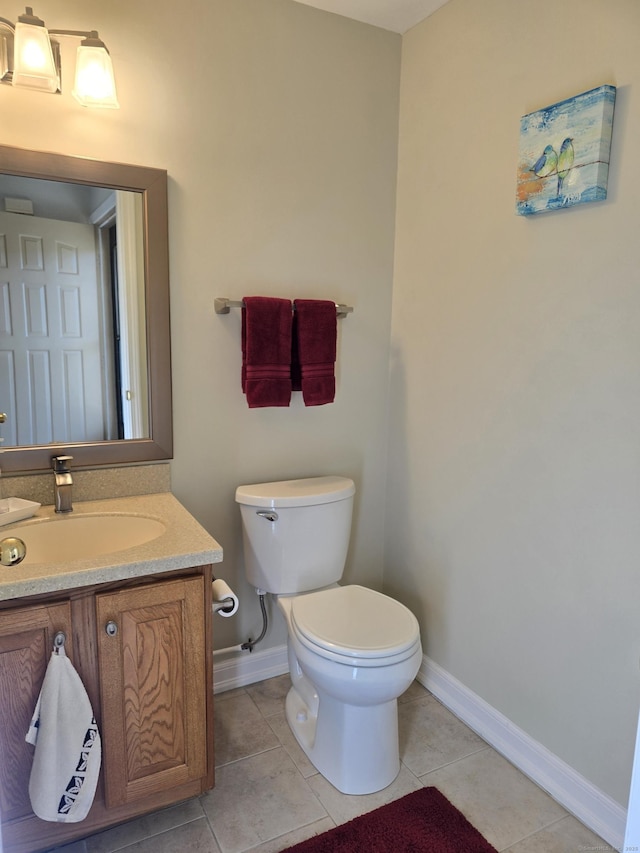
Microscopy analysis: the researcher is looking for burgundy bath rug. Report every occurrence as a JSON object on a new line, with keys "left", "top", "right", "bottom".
{"left": 282, "top": 786, "right": 498, "bottom": 852}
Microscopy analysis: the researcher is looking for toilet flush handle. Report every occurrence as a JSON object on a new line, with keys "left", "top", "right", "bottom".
{"left": 257, "top": 510, "right": 278, "bottom": 522}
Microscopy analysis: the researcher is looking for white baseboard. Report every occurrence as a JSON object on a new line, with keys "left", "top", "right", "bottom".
{"left": 418, "top": 655, "right": 626, "bottom": 850}
{"left": 213, "top": 643, "right": 289, "bottom": 694}
{"left": 213, "top": 644, "right": 626, "bottom": 848}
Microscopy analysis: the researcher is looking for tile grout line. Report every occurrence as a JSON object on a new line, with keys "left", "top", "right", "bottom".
{"left": 91, "top": 814, "right": 213, "bottom": 853}
{"left": 205, "top": 775, "right": 335, "bottom": 853}
{"left": 215, "top": 741, "right": 283, "bottom": 770}
{"left": 413, "top": 743, "right": 493, "bottom": 781}
{"left": 240, "top": 816, "right": 339, "bottom": 853}
{"left": 496, "top": 813, "right": 581, "bottom": 853}
{"left": 201, "top": 805, "right": 224, "bottom": 853}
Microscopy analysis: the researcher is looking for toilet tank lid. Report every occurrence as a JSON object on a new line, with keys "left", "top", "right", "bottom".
{"left": 235, "top": 476, "right": 355, "bottom": 508}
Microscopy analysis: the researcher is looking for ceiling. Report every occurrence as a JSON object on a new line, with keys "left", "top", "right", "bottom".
{"left": 291, "top": 0, "right": 450, "bottom": 34}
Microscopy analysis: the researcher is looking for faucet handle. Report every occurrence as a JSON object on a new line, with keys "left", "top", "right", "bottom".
{"left": 52, "top": 455, "right": 73, "bottom": 472}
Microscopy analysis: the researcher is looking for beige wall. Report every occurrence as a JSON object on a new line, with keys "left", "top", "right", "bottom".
{"left": 387, "top": 0, "right": 640, "bottom": 805}
{"left": 1, "top": 0, "right": 401, "bottom": 650}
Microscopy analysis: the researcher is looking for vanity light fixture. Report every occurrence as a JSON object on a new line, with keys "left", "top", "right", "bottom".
{"left": 0, "top": 6, "right": 119, "bottom": 108}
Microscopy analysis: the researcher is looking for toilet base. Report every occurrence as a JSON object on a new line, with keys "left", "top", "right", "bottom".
{"left": 284, "top": 683, "right": 400, "bottom": 795}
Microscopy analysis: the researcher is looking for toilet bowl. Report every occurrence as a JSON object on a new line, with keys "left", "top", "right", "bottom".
{"left": 235, "top": 476, "right": 423, "bottom": 795}
{"left": 279, "top": 586, "right": 421, "bottom": 794}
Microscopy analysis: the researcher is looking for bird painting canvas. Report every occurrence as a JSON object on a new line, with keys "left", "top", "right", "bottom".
{"left": 516, "top": 85, "right": 616, "bottom": 215}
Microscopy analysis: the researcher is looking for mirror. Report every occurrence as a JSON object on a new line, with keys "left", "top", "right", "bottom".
{"left": 0, "top": 145, "right": 172, "bottom": 472}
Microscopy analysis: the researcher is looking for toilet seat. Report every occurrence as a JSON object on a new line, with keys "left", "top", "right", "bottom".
{"left": 289, "top": 585, "right": 420, "bottom": 665}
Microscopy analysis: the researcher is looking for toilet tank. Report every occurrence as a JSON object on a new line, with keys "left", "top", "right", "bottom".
{"left": 235, "top": 476, "right": 355, "bottom": 595}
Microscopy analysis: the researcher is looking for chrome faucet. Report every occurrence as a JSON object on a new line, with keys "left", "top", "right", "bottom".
{"left": 52, "top": 455, "right": 73, "bottom": 513}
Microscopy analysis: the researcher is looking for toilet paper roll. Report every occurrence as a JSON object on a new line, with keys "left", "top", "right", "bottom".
{"left": 212, "top": 578, "right": 239, "bottom": 617}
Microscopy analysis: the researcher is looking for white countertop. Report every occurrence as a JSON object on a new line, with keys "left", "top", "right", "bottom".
{"left": 0, "top": 492, "right": 223, "bottom": 601}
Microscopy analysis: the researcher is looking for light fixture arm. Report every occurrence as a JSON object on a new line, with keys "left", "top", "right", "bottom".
{"left": 49, "top": 29, "right": 107, "bottom": 47}
{"left": 47, "top": 29, "right": 112, "bottom": 58}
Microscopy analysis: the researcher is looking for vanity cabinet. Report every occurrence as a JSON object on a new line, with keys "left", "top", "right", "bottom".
{"left": 0, "top": 566, "right": 214, "bottom": 853}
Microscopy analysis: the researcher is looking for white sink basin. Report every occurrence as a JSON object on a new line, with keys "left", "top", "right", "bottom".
{"left": 6, "top": 514, "right": 166, "bottom": 565}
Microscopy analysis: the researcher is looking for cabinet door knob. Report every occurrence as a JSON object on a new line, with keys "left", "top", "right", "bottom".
{"left": 105, "top": 621, "right": 118, "bottom": 637}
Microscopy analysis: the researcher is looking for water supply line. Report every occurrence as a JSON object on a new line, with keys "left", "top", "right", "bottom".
{"left": 241, "top": 591, "right": 268, "bottom": 651}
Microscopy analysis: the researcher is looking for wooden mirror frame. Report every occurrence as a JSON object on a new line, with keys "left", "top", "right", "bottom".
{"left": 0, "top": 145, "right": 172, "bottom": 472}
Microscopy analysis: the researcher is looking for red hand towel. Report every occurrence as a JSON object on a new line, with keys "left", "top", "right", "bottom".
{"left": 242, "top": 297, "right": 292, "bottom": 408}
{"left": 292, "top": 299, "right": 337, "bottom": 406}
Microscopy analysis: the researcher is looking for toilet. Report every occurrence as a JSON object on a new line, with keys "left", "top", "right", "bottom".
{"left": 235, "top": 475, "right": 422, "bottom": 795}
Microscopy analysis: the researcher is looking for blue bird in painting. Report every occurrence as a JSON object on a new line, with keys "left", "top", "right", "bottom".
{"left": 556, "top": 137, "right": 574, "bottom": 195}
{"left": 530, "top": 144, "right": 558, "bottom": 178}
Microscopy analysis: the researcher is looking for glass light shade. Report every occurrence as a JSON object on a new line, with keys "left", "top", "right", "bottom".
{"left": 0, "top": 33, "right": 9, "bottom": 79}
{"left": 12, "top": 20, "right": 59, "bottom": 92}
{"left": 0, "top": 33, "right": 9, "bottom": 81}
{"left": 72, "top": 43, "right": 119, "bottom": 108}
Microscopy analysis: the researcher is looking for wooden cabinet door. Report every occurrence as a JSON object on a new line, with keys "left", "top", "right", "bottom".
{"left": 0, "top": 602, "right": 72, "bottom": 823}
{"left": 96, "top": 576, "right": 207, "bottom": 807}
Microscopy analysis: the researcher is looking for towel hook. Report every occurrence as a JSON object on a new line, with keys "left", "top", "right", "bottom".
{"left": 53, "top": 631, "right": 66, "bottom": 652}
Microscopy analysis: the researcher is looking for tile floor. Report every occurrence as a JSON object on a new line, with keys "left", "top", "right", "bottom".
{"left": 50, "top": 677, "right": 612, "bottom": 853}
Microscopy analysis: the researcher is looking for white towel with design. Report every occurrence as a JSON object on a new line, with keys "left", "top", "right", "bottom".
{"left": 25, "top": 645, "right": 101, "bottom": 822}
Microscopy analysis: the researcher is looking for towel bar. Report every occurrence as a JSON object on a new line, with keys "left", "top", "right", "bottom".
{"left": 215, "top": 297, "right": 353, "bottom": 319}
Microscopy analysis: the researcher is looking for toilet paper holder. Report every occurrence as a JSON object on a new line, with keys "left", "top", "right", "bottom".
{"left": 212, "top": 578, "right": 239, "bottom": 617}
